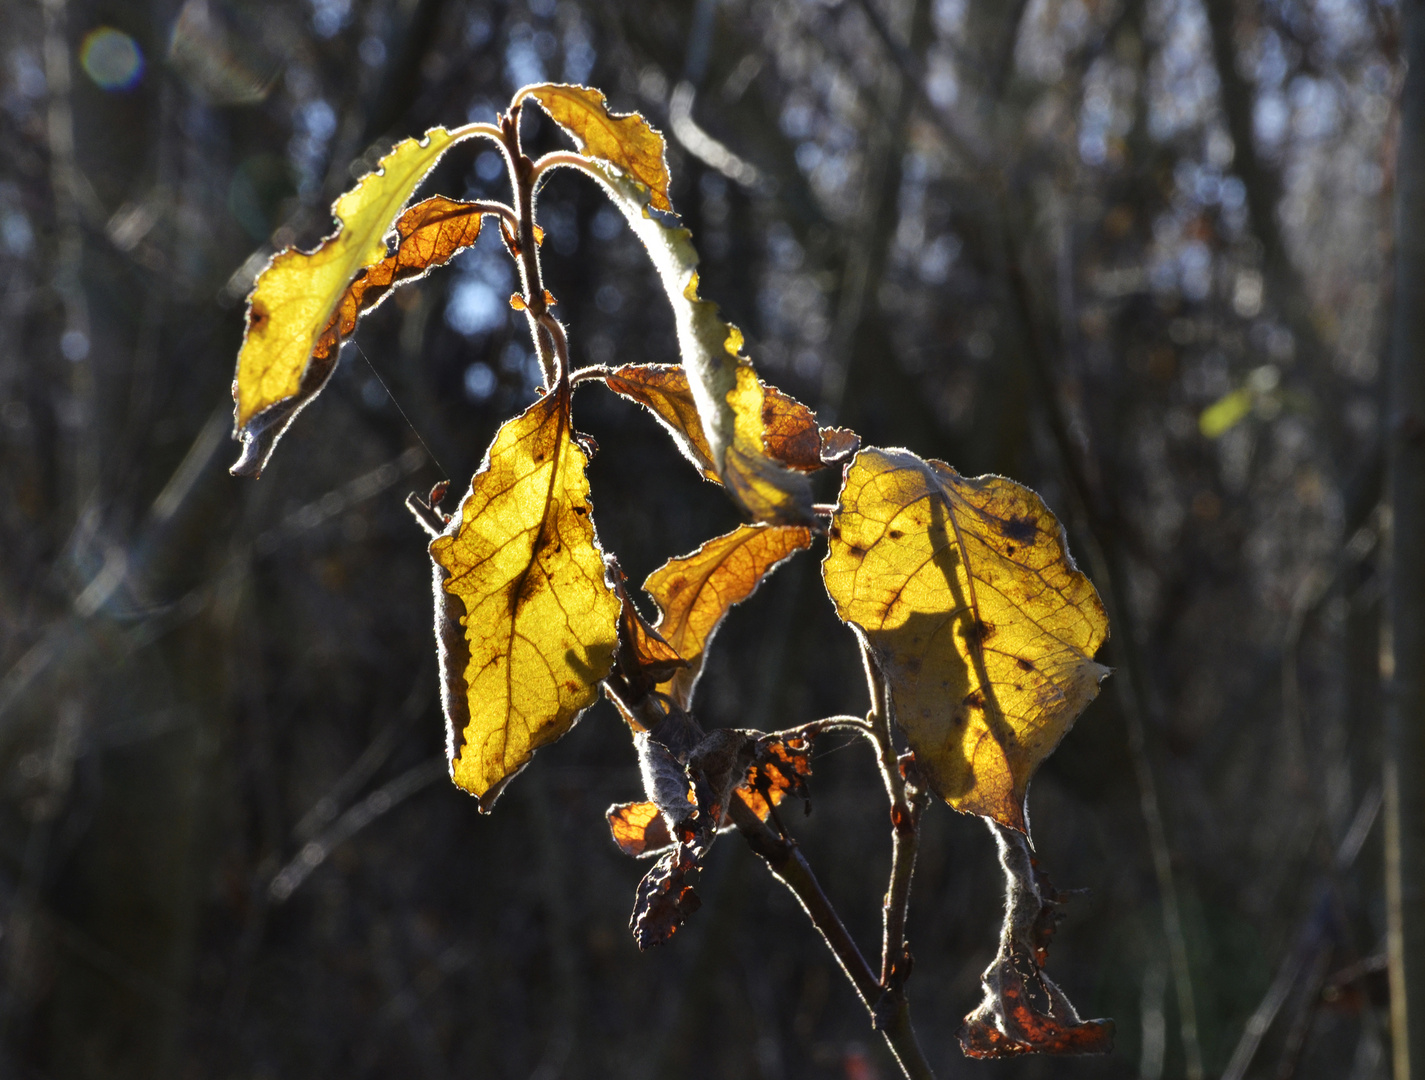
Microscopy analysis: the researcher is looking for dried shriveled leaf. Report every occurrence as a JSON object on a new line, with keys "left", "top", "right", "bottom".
{"left": 522, "top": 83, "right": 672, "bottom": 212}
{"left": 823, "top": 447, "right": 1109, "bottom": 833}
{"left": 606, "top": 800, "right": 675, "bottom": 858}
{"left": 610, "top": 736, "right": 811, "bottom": 856}
{"left": 960, "top": 824, "right": 1114, "bottom": 1058}
{"left": 429, "top": 391, "right": 620, "bottom": 809}
{"left": 583, "top": 164, "right": 813, "bottom": 524}
{"left": 735, "top": 735, "right": 812, "bottom": 821}
{"left": 644, "top": 523, "right": 813, "bottom": 708}
{"left": 232, "top": 129, "right": 475, "bottom": 475}
{"left": 631, "top": 845, "right": 701, "bottom": 949}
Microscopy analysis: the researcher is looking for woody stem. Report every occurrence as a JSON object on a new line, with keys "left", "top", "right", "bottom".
{"left": 498, "top": 106, "right": 560, "bottom": 388}
{"left": 728, "top": 800, "right": 936, "bottom": 1080}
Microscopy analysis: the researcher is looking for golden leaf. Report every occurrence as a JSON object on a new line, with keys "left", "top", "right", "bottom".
{"left": 644, "top": 523, "right": 813, "bottom": 708}
{"left": 429, "top": 391, "right": 621, "bottom": 809}
{"left": 522, "top": 83, "right": 672, "bottom": 212}
{"left": 822, "top": 448, "right": 1109, "bottom": 833}
{"left": 581, "top": 163, "right": 813, "bottom": 525}
{"left": 232, "top": 130, "right": 477, "bottom": 475}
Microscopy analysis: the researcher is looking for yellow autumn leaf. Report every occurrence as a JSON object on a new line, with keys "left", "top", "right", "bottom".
{"left": 578, "top": 162, "right": 813, "bottom": 524}
{"left": 521, "top": 83, "right": 672, "bottom": 212}
{"left": 429, "top": 391, "right": 621, "bottom": 809}
{"left": 232, "top": 128, "right": 475, "bottom": 474}
{"left": 822, "top": 447, "right": 1110, "bottom": 833}
{"left": 644, "top": 523, "right": 812, "bottom": 708}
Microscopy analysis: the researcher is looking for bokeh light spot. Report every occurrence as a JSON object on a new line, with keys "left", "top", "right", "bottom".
{"left": 80, "top": 27, "right": 144, "bottom": 91}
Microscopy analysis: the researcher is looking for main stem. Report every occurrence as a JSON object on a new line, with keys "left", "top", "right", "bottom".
{"left": 498, "top": 107, "right": 559, "bottom": 388}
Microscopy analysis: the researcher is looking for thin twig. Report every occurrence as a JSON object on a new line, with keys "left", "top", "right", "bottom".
{"left": 569, "top": 364, "right": 612, "bottom": 386}
{"left": 766, "top": 714, "right": 877, "bottom": 741}
{"left": 728, "top": 800, "right": 936, "bottom": 1079}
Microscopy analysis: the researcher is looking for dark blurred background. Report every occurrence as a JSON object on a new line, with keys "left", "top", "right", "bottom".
{"left": 0, "top": 0, "right": 1399, "bottom": 1076}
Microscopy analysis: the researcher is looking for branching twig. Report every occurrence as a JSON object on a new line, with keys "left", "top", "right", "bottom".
{"left": 728, "top": 799, "right": 936, "bottom": 1080}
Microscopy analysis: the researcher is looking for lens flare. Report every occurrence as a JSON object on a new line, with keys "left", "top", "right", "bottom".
{"left": 80, "top": 27, "right": 144, "bottom": 91}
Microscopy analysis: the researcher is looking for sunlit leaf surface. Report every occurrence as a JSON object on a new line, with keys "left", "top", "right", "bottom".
{"left": 522, "top": 83, "right": 672, "bottom": 212}
{"left": 823, "top": 448, "right": 1109, "bottom": 832}
{"left": 644, "top": 523, "right": 813, "bottom": 708}
{"left": 429, "top": 391, "right": 620, "bottom": 809}
{"left": 583, "top": 163, "right": 813, "bottom": 524}
{"left": 231, "top": 131, "right": 474, "bottom": 475}
{"left": 606, "top": 800, "right": 674, "bottom": 858}
{"left": 605, "top": 363, "right": 841, "bottom": 479}
{"left": 605, "top": 364, "right": 718, "bottom": 479}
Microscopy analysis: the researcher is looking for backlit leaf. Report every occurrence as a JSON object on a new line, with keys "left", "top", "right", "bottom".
{"left": 582, "top": 163, "right": 813, "bottom": 524}
{"left": 758, "top": 385, "right": 824, "bottom": 472}
{"left": 605, "top": 364, "right": 841, "bottom": 479}
{"left": 960, "top": 824, "right": 1114, "bottom": 1057}
{"left": 522, "top": 83, "right": 672, "bottom": 212}
{"left": 232, "top": 130, "right": 478, "bottom": 475}
{"left": 604, "top": 364, "right": 718, "bottom": 479}
{"left": 822, "top": 447, "right": 1109, "bottom": 833}
{"left": 607, "top": 736, "right": 812, "bottom": 858}
{"left": 607, "top": 800, "right": 675, "bottom": 858}
{"left": 429, "top": 391, "right": 621, "bottom": 810}
{"left": 644, "top": 523, "right": 813, "bottom": 708}
{"left": 734, "top": 735, "right": 812, "bottom": 822}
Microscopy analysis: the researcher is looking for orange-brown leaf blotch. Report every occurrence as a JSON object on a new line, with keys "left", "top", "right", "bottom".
{"left": 524, "top": 83, "right": 672, "bottom": 212}
{"left": 429, "top": 391, "right": 620, "bottom": 810}
{"left": 605, "top": 364, "right": 718, "bottom": 478}
{"left": 606, "top": 562, "right": 687, "bottom": 714}
{"left": 644, "top": 523, "right": 813, "bottom": 708}
{"left": 823, "top": 447, "right": 1110, "bottom": 833}
{"left": 759, "top": 385, "right": 823, "bottom": 472}
{"left": 606, "top": 801, "right": 675, "bottom": 858}
{"left": 734, "top": 736, "right": 813, "bottom": 822}
{"left": 605, "top": 364, "right": 841, "bottom": 479}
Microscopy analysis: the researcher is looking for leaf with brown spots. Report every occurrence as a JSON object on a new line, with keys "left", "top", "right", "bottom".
{"left": 231, "top": 130, "right": 486, "bottom": 475}
{"left": 644, "top": 523, "right": 814, "bottom": 709}
{"left": 822, "top": 447, "right": 1110, "bottom": 833}
{"left": 522, "top": 83, "right": 673, "bottom": 212}
{"left": 428, "top": 391, "right": 621, "bottom": 810}
{"left": 960, "top": 823, "right": 1114, "bottom": 1057}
